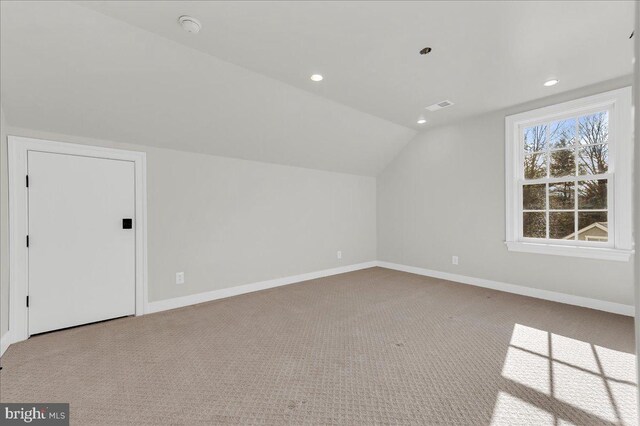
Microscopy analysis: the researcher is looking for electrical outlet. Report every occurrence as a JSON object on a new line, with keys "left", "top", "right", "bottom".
{"left": 176, "top": 272, "right": 185, "bottom": 285}
{"left": 452, "top": 256, "right": 459, "bottom": 265}
{"left": 337, "top": 251, "right": 342, "bottom": 259}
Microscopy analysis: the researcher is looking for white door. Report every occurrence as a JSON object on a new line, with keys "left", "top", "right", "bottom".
{"left": 27, "top": 151, "right": 136, "bottom": 335}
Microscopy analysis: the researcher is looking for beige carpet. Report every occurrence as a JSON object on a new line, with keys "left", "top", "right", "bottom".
{"left": 0, "top": 267, "right": 636, "bottom": 425}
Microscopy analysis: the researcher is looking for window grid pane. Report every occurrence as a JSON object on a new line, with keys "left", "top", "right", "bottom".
{"left": 521, "top": 109, "right": 610, "bottom": 244}
{"left": 545, "top": 181, "right": 549, "bottom": 239}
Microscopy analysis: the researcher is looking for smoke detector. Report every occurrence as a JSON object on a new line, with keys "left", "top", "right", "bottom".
{"left": 425, "top": 100, "right": 454, "bottom": 112}
{"left": 179, "top": 16, "right": 202, "bottom": 34}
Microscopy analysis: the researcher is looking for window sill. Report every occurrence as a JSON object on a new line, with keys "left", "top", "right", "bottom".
{"left": 505, "top": 241, "right": 633, "bottom": 262}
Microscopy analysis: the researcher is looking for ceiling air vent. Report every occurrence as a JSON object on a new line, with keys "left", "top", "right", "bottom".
{"left": 425, "top": 100, "right": 454, "bottom": 112}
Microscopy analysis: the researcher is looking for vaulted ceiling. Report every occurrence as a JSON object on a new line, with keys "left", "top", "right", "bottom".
{"left": 1, "top": 1, "right": 634, "bottom": 176}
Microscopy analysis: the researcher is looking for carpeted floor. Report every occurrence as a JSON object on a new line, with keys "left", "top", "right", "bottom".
{"left": 0, "top": 267, "right": 636, "bottom": 425}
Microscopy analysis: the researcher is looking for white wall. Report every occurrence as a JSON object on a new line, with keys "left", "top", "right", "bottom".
{"left": 378, "top": 76, "right": 635, "bottom": 306}
{"left": 633, "top": 0, "right": 639, "bottom": 402}
{"left": 1, "top": 107, "right": 8, "bottom": 337}
{"left": 1, "top": 127, "right": 376, "bottom": 306}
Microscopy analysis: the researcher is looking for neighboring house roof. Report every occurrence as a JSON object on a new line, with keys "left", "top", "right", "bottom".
{"left": 563, "top": 222, "right": 608, "bottom": 240}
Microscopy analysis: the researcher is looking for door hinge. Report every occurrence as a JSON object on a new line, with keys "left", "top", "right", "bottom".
{"left": 26, "top": 175, "right": 29, "bottom": 188}
{"left": 26, "top": 235, "right": 29, "bottom": 248}
{"left": 26, "top": 296, "right": 29, "bottom": 308}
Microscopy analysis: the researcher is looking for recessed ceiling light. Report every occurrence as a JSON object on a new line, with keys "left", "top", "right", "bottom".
{"left": 544, "top": 79, "right": 559, "bottom": 87}
{"left": 178, "top": 16, "right": 202, "bottom": 34}
{"left": 310, "top": 74, "right": 323, "bottom": 82}
{"left": 417, "top": 118, "right": 427, "bottom": 124}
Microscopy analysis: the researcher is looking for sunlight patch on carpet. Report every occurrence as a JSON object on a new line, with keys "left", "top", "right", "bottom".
{"left": 492, "top": 324, "right": 637, "bottom": 425}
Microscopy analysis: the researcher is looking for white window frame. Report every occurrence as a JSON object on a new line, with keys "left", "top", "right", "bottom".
{"left": 505, "top": 87, "right": 633, "bottom": 261}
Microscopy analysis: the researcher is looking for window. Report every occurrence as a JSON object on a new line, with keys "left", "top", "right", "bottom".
{"left": 505, "top": 87, "right": 632, "bottom": 261}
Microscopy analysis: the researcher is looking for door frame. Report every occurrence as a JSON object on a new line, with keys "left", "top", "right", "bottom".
{"left": 7, "top": 136, "right": 148, "bottom": 343}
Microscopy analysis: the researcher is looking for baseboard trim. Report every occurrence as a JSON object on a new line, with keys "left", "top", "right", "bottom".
{"left": 1, "top": 259, "right": 631, "bottom": 357}
{"left": 377, "top": 261, "right": 635, "bottom": 317}
{"left": 0, "top": 331, "right": 11, "bottom": 357}
{"left": 146, "top": 261, "right": 378, "bottom": 314}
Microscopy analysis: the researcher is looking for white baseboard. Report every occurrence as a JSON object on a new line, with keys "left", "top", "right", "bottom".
{"left": 146, "top": 261, "right": 378, "bottom": 314}
{"left": 377, "top": 261, "right": 635, "bottom": 317}
{"left": 1, "top": 331, "right": 11, "bottom": 357}
{"left": 0, "top": 259, "right": 631, "bottom": 357}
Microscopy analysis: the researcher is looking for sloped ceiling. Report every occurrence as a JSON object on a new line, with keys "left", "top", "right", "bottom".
{"left": 0, "top": 1, "right": 415, "bottom": 176}
{"left": 80, "top": 0, "right": 634, "bottom": 129}
{"left": 1, "top": 1, "right": 634, "bottom": 176}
